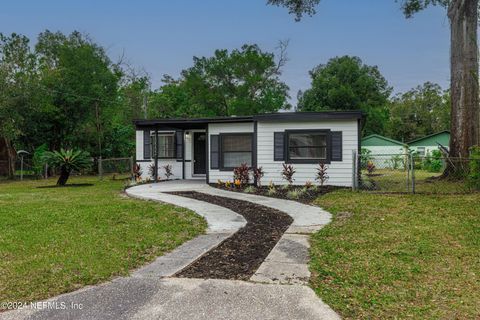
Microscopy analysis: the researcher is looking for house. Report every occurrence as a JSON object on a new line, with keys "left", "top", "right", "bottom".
{"left": 408, "top": 130, "right": 450, "bottom": 157}
{"left": 361, "top": 134, "right": 408, "bottom": 155}
{"left": 134, "top": 111, "right": 363, "bottom": 187}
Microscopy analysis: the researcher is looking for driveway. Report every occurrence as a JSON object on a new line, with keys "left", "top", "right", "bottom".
{"left": 1, "top": 180, "right": 339, "bottom": 320}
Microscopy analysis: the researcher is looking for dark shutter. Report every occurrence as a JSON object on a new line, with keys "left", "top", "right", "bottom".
{"left": 274, "top": 132, "right": 285, "bottom": 161}
{"left": 331, "top": 131, "right": 343, "bottom": 161}
{"left": 210, "top": 135, "right": 219, "bottom": 169}
{"left": 175, "top": 130, "right": 183, "bottom": 159}
{"left": 143, "top": 130, "right": 151, "bottom": 159}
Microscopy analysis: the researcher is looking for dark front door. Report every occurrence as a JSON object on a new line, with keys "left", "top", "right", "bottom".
{"left": 193, "top": 132, "right": 206, "bottom": 175}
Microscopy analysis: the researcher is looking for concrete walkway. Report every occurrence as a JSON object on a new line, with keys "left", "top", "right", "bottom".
{"left": 1, "top": 180, "right": 339, "bottom": 320}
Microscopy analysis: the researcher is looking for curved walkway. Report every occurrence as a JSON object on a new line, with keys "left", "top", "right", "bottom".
{"left": 1, "top": 180, "right": 339, "bottom": 320}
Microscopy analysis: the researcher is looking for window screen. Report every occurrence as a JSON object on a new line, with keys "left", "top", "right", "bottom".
{"left": 151, "top": 133, "right": 176, "bottom": 158}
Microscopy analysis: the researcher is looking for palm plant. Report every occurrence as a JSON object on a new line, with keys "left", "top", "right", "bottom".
{"left": 43, "top": 149, "right": 91, "bottom": 186}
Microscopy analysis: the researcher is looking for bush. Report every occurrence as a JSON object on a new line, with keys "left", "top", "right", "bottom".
{"left": 252, "top": 166, "right": 265, "bottom": 187}
{"left": 43, "top": 149, "right": 91, "bottom": 186}
{"left": 366, "top": 161, "right": 375, "bottom": 174}
{"left": 360, "top": 148, "right": 372, "bottom": 169}
{"left": 316, "top": 162, "right": 329, "bottom": 186}
{"left": 163, "top": 164, "right": 173, "bottom": 180}
{"left": 148, "top": 163, "right": 157, "bottom": 179}
{"left": 133, "top": 164, "right": 142, "bottom": 182}
{"left": 33, "top": 144, "right": 49, "bottom": 177}
{"left": 233, "top": 163, "right": 250, "bottom": 186}
{"left": 281, "top": 163, "right": 295, "bottom": 185}
{"left": 467, "top": 146, "right": 480, "bottom": 190}
{"left": 422, "top": 150, "right": 443, "bottom": 172}
{"left": 287, "top": 188, "right": 305, "bottom": 200}
{"left": 244, "top": 185, "right": 256, "bottom": 193}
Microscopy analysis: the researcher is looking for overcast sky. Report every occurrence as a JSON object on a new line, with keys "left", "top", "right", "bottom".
{"left": 1, "top": 0, "right": 450, "bottom": 103}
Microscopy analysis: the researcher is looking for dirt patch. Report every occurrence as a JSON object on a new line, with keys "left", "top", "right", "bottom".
{"left": 212, "top": 184, "right": 340, "bottom": 204}
{"left": 167, "top": 191, "right": 293, "bottom": 280}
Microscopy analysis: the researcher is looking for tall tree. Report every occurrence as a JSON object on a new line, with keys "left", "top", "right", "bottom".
{"left": 387, "top": 82, "right": 450, "bottom": 142}
{"left": 268, "top": 0, "right": 480, "bottom": 170}
{"left": 149, "top": 43, "right": 291, "bottom": 118}
{"left": 298, "top": 55, "right": 392, "bottom": 136}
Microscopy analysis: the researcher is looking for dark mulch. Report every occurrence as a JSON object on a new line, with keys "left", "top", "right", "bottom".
{"left": 212, "top": 184, "right": 340, "bottom": 204}
{"left": 167, "top": 191, "right": 293, "bottom": 280}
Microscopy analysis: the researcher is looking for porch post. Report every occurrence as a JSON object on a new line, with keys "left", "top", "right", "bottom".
{"left": 154, "top": 126, "right": 159, "bottom": 182}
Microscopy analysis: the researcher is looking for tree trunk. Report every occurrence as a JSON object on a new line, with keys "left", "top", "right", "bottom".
{"left": 3, "top": 138, "right": 16, "bottom": 179}
{"left": 447, "top": 0, "right": 480, "bottom": 174}
{"left": 57, "top": 166, "right": 70, "bottom": 186}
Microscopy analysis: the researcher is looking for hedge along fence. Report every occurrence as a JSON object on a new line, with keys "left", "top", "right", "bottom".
{"left": 355, "top": 152, "right": 480, "bottom": 194}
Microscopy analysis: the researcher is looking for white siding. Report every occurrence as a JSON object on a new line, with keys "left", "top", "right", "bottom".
{"left": 256, "top": 120, "right": 358, "bottom": 187}
{"left": 135, "top": 129, "right": 183, "bottom": 180}
{"left": 207, "top": 122, "right": 254, "bottom": 183}
{"left": 363, "top": 146, "right": 406, "bottom": 155}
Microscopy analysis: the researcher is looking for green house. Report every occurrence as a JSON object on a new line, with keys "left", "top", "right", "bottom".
{"left": 362, "top": 134, "right": 408, "bottom": 155}
{"left": 408, "top": 131, "right": 450, "bottom": 157}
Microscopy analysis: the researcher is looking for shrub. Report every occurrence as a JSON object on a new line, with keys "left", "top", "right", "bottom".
{"left": 281, "top": 163, "right": 295, "bottom": 185}
{"left": 468, "top": 146, "right": 480, "bottom": 190}
{"left": 148, "top": 163, "right": 157, "bottom": 179}
{"left": 252, "top": 166, "right": 265, "bottom": 187}
{"left": 366, "top": 161, "right": 376, "bottom": 174}
{"left": 422, "top": 150, "right": 443, "bottom": 172}
{"left": 234, "top": 179, "right": 242, "bottom": 188}
{"left": 287, "top": 188, "right": 305, "bottom": 200}
{"left": 360, "top": 148, "right": 372, "bottom": 169}
{"left": 225, "top": 180, "right": 232, "bottom": 188}
{"left": 233, "top": 163, "right": 250, "bottom": 185}
{"left": 266, "top": 188, "right": 277, "bottom": 196}
{"left": 304, "top": 180, "right": 313, "bottom": 189}
{"left": 133, "top": 164, "right": 142, "bottom": 182}
{"left": 217, "top": 179, "right": 223, "bottom": 186}
{"left": 43, "top": 149, "right": 91, "bottom": 186}
{"left": 244, "top": 185, "right": 256, "bottom": 193}
{"left": 388, "top": 155, "right": 403, "bottom": 170}
{"left": 316, "top": 162, "right": 329, "bottom": 186}
{"left": 163, "top": 164, "right": 173, "bottom": 180}
{"left": 33, "top": 144, "right": 49, "bottom": 177}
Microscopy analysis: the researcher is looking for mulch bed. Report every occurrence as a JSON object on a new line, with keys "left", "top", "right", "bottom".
{"left": 212, "top": 184, "right": 340, "bottom": 204}
{"left": 167, "top": 191, "right": 293, "bottom": 280}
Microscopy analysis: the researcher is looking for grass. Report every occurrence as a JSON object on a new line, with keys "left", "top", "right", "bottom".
{"left": 309, "top": 189, "right": 480, "bottom": 319}
{"left": 0, "top": 176, "right": 206, "bottom": 304}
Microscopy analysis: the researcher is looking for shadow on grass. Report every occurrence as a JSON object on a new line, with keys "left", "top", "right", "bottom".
{"left": 36, "top": 183, "right": 94, "bottom": 189}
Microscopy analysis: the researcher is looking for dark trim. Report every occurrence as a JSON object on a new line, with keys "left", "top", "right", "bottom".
{"left": 136, "top": 160, "right": 153, "bottom": 163}
{"left": 184, "top": 159, "right": 192, "bottom": 163}
{"left": 253, "top": 121, "right": 258, "bottom": 185}
{"left": 134, "top": 111, "right": 364, "bottom": 129}
{"left": 357, "top": 118, "right": 362, "bottom": 184}
{"left": 205, "top": 125, "right": 209, "bottom": 183}
{"left": 273, "top": 132, "right": 285, "bottom": 161}
{"left": 219, "top": 132, "right": 254, "bottom": 171}
{"left": 181, "top": 131, "right": 185, "bottom": 179}
{"left": 285, "top": 129, "right": 332, "bottom": 164}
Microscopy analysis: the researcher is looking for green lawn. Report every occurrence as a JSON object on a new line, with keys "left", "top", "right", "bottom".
{"left": 0, "top": 177, "right": 206, "bottom": 304}
{"left": 310, "top": 190, "right": 480, "bottom": 319}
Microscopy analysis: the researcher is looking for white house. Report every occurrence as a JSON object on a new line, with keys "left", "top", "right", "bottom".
{"left": 134, "top": 111, "right": 363, "bottom": 187}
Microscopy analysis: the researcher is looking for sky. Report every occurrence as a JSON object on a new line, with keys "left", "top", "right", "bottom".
{"left": 0, "top": 0, "right": 450, "bottom": 103}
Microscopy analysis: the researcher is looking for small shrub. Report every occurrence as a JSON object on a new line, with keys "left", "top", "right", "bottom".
{"left": 225, "top": 180, "right": 232, "bottom": 188}
{"left": 304, "top": 180, "right": 313, "bottom": 189}
{"left": 217, "top": 179, "right": 223, "bottom": 186}
{"left": 360, "top": 148, "right": 372, "bottom": 169}
{"left": 422, "top": 150, "right": 443, "bottom": 172}
{"left": 43, "top": 149, "right": 91, "bottom": 186}
{"left": 281, "top": 184, "right": 290, "bottom": 190}
{"left": 388, "top": 155, "right": 403, "bottom": 170}
{"left": 244, "top": 185, "right": 256, "bottom": 193}
{"left": 133, "top": 164, "right": 143, "bottom": 182}
{"left": 148, "top": 163, "right": 157, "bottom": 179}
{"left": 281, "top": 163, "right": 295, "bottom": 185}
{"left": 234, "top": 179, "right": 242, "bottom": 188}
{"left": 366, "top": 161, "right": 376, "bottom": 174}
{"left": 233, "top": 163, "right": 250, "bottom": 185}
{"left": 315, "top": 162, "right": 329, "bottom": 186}
{"left": 253, "top": 166, "right": 265, "bottom": 187}
{"left": 266, "top": 188, "right": 277, "bottom": 196}
{"left": 468, "top": 146, "right": 480, "bottom": 190}
{"left": 163, "top": 164, "right": 173, "bottom": 180}
{"left": 287, "top": 188, "right": 305, "bottom": 200}
{"left": 33, "top": 144, "right": 49, "bottom": 177}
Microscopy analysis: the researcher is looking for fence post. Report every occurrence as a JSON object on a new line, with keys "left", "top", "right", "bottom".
{"left": 129, "top": 156, "right": 134, "bottom": 182}
{"left": 98, "top": 157, "right": 103, "bottom": 180}
{"left": 410, "top": 153, "right": 416, "bottom": 194}
{"left": 352, "top": 150, "right": 357, "bottom": 191}
{"left": 44, "top": 163, "right": 48, "bottom": 179}
{"left": 406, "top": 154, "right": 410, "bottom": 192}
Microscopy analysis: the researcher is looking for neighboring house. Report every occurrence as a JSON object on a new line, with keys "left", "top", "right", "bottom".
{"left": 361, "top": 134, "right": 408, "bottom": 155}
{"left": 408, "top": 130, "right": 450, "bottom": 157}
{"left": 134, "top": 111, "right": 363, "bottom": 187}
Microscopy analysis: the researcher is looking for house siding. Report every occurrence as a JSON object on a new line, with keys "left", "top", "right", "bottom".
{"left": 207, "top": 122, "right": 254, "bottom": 183}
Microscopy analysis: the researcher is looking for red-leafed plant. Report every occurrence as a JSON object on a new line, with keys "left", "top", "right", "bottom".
{"left": 233, "top": 163, "right": 250, "bottom": 185}
{"left": 281, "top": 163, "right": 296, "bottom": 185}
{"left": 367, "top": 161, "right": 376, "bottom": 174}
{"left": 163, "top": 164, "right": 173, "bottom": 180}
{"left": 316, "top": 162, "right": 329, "bottom": 186}
{"left": 253, "top": 166, "right": 265, "bottom": 187}
{"left": 133, "top": 163, "right": 142, "bottom": 182}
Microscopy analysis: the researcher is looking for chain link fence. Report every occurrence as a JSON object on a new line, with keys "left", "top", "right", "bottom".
{"left": 354, "top": 152, "right": 477, "bottom": 194}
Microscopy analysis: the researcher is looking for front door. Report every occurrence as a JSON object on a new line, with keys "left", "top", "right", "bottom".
{"left": 193, "top": 132, "right": 206, "bottom": 175}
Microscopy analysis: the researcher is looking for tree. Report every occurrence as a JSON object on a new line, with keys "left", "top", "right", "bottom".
{"left": 297, "top": 56, "right": 392, "bottom": 135}
{"left": 268, "top": 0, "right": 480, "bottom": 174}
{"left": 387, "top": 82, "right": 450, "bottom": 142}
{"left": 43, "top": 149, "right": 91, "bottom": 186}
{"left": 149, "top": 43, "right": 291, "bottom": 118}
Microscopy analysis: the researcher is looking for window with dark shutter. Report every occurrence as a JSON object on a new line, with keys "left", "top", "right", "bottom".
{"left": 274, "top": 132, "right": 285, "bottom": 161}
{"left": 331, "top": 131, "right": 343, "bottom": 161}
{"left": 210, "top": 135, "right": 219, "bottom": 169}
{"left": 143, "top": 130, "right": 151, "bottom": 159}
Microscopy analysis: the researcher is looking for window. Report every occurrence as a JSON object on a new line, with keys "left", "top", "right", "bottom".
{"left": 287, "top": 131, "right": 328, "bottom": 163}
{"left": 151, "top": 133, "right": 176, "bottom": 158}
{"left": 417, "top": 147, "right": 426, "bottom": 157}
{"left": 220, "top": 133, "right": 252, "bottom": 169}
